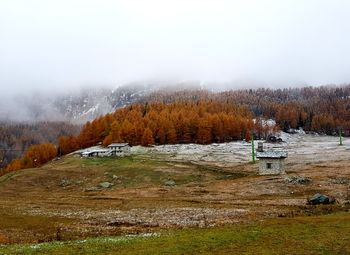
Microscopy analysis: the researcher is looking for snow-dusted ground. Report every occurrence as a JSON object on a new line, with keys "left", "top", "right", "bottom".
{"left": 75, "top": 132, "right": 349, "bottom": 166}
{"left": 131, "top": 132, "right": 349, "bottom": 166}
{"left": 6, "top": 131, "right": 349, "bottom": 241}
{"left": 75, "top": 146, "right": 105, "bottom": 154}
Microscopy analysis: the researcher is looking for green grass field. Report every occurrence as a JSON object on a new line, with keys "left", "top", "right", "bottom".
{"left": 76, "top": 155, "right": 246, "bottom": 188}
{"left": 1, "top": 212, "right": 349, "bottom": 255}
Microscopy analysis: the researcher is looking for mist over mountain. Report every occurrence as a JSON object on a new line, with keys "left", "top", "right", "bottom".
{"left": 2, "top": 80, "right": 349, "bottom": 123}
{"left": 1, "top": 1, "right": 350, "bottom": 124}
{"left": 0, "top": 81, "right": 206, "bottom": 123}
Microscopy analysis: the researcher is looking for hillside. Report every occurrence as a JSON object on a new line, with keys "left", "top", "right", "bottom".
{"left": 0, "top": 122, "right": 79, "bottom": 169}
{"left": 77, "top": 100, "right": 256, "bottom": 147}
{"left": 7, "top": 82, "right": 350, "bottom": 172}
{"left": 56, "top": 84, "right": 350, "bottom": 160}
{"left": 0, "top": 133, "right": 349, "bottom": 246}
{"left": 145, "top": 85, "right": 350, "bottom": 134}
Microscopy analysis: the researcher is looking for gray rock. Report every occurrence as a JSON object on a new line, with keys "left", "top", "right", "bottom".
{"left": 99, "top": 182, "right": 113, "bottom": 188}
{"left": 60, "top": 179, "right": 71, "bottom": 187}
{"left": 266, "top": 135, "right": 283, "bottom": 143}
{"left": 164, "top": 180, "right": 176, "bottom": 187}
{"left": 307, "top": 193, "right": 335, "bottom": 205}
{"left": 331, "top": 178, "right": 349, "bottom": 185}
{"left": 285, "top": 176, "right": 311, "bottom": 185}
{"left": 305, "top": 131, "right": 319, "bottom": 136}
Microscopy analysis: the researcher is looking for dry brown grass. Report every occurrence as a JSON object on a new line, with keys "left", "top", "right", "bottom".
{"left": 0, "top": 150, "right": 349, "bottom": 244}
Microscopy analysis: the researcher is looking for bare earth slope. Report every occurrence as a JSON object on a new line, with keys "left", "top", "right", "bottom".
{"left": 0, "top": 133, "right": 349, "bottom": 244}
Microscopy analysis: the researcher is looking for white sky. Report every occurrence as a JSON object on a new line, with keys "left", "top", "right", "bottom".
{"left": 1, "top": 0, "right": 350, "bottom": 94}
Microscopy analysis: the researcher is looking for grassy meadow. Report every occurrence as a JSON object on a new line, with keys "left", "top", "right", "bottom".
{"left": 1, "top": 212, "right": 349, "bottom": 255}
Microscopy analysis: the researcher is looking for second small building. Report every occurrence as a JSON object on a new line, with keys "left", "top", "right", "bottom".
{"left": 256, "top": 143, "right": 288, "bottom": 175}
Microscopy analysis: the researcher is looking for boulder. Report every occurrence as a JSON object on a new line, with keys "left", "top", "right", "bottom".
{"left": 164, "top": 180, "right": 176, "bottom": 187}
{"left": 99, "top": 182, "right": 113, "bottom": 188}
{"left": 267, "top": 135, "right": 277, "bottom": 142}
{"left": 307, "top": 193, "right": 335, "bottom": 205}
{"left": 267, "top": 135, "right": 283, "bottom": 143}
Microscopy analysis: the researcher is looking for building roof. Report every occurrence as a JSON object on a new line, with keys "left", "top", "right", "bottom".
{"left": 256, "top": 150, "right": 288, "bottom": 159}
{"left": 81, "top": 149, "right": 110, "bottom": 155}
{"left": 107, "top": 143, "right": 129, "bottom": 147}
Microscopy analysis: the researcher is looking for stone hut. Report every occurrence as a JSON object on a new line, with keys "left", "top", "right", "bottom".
{"left": 80, "top": 143, "right": 130, "bottom": 158}
{"left": 107, "top": 143, "right": 130, "bottom": 156}
{"left": 256, "top": 144, "right": 288, "bottom": 175}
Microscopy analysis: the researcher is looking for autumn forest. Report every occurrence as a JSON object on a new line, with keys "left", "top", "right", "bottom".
{"left": 2, "top": 85, "right": 350, "bottom": 173}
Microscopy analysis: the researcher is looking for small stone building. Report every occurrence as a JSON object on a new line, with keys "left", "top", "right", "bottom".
{"left": 81, "top": 149, "right": 110, "bottom": 157}
{"left": 80, "top": 143, "right": 130, "bottom": 158}
{"left": 256, "top": 150, "right": 288, "bottom": 175}
{"left": 107, "top": 143, "right": 130, "bottom": 156}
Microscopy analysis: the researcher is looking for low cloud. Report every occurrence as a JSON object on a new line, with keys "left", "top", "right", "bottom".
{"left": 0, "top": 0, "right": 350, "bottom": 107}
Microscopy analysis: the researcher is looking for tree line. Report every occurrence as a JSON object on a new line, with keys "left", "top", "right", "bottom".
{"left": 0, "top": 122, "right": 79, "bottom": 173}
{"left": 144, "top": 85, "right": 350, "bottom": 135}
{"left": 4, "top": 143, "right": 57, "bottom": 174}
{"left": 58, "top": 101, "right": 274, "bottom": 155}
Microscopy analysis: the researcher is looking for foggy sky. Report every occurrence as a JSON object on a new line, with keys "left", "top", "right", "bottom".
{"left": 1, "top": 0, "right": 350, "bottom": 96}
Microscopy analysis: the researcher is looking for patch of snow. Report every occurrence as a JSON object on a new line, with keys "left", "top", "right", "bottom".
{"left": 253, "top": 118, "right": 276, "bottom": 127}
{"left": 74, "top": 146, "right": 106, "bottom": 154}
